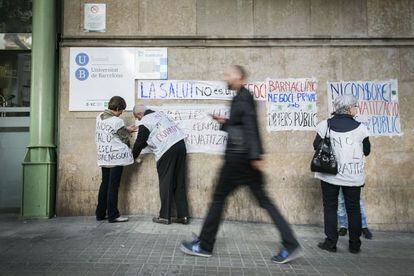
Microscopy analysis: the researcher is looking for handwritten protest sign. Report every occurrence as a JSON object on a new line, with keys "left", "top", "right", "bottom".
{"left": 327, "top": 80, "right": 401, "bottom": 136}
{"left": 96, "top": 116, "right": 133, "bottom": 166}
{"left": 245, "top": 81, "right": 268, "bottom": 101}
{"left": 137, "top": 80, "right": 272, "bottom": 101}
{"left": 137, "top": 80, "right": 235, "bottom": 100}
{"left": 266, "top": 78, "right": 318, "bottom": 131}
{"left": 137, "top": 105, "right": 230, "bottom": 154}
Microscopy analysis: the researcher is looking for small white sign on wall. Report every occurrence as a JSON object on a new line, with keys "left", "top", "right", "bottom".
{"left": 135, "top": 48, "right": 168, "bottom": 80}
{"left": 84, "top": 3, "right": 106, "bottom": 32}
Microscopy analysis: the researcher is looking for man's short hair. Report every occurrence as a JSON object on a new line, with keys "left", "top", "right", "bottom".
{"left": 133, "top": 104, "right": 147, "bottom": 115}
{"left": 108, "top": 96, "right": 126, "bottom": 111}
{"left": 232, "top": 65, "right": 248, "bottom": 80}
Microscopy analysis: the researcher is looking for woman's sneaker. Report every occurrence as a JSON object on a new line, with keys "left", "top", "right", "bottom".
{"left": 317, "top": 241, "right": 337, "bottom": 252}
{"left": 172, "top": 217, "right": 191, "bottom": 225}
{"left": 362, "top": 228, "right": 373, "bottom": 239}
{"left": 108, "top": 216, "right": 129, "bottom": 223}
{"left": 96, "top": 216, "right": 107, "bottom": 221}
{"left": 338, "top": 227, "right": 347, "bottom": 236}
{"left": 152, "top": 217, "right": 171, "bottom": 225}
{"left": 271, "top": 246, "right": 302, "bottom": 264}
{"left": 349, "top": 247, "right": 361, "bottom": 254}
{"left": 180, "top": 239, "right": 212, "bottom": 258}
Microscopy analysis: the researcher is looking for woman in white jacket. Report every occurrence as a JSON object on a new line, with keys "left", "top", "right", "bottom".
{"left": 313, "top": 94, "right": 371, "bottom": 254}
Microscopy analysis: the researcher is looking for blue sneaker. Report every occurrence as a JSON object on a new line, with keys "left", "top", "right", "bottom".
{"left": 271, "top": 247, "right": 301, "bottom": 264}
{"left": 180, "top": 238, "right": 212, "bottom": 258}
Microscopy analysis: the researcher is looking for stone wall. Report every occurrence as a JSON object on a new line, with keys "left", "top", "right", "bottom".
{"left": 57, "top": 0, "right": 414, "bottom": 231}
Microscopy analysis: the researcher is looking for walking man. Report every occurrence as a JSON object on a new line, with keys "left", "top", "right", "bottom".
{"left": 132, "top": 105, "right": 190, "bottom": 225}
{"left": 180, "top": 65, "right": 301, "bottom": 264}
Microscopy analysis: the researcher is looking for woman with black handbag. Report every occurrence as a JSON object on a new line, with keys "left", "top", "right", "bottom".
{"left": 312, "top": 94, "right": 371, "bottom": 254}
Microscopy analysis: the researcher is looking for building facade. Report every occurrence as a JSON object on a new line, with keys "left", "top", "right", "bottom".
{"left": 3, "top": 0, "right": 413, "bottom": 231}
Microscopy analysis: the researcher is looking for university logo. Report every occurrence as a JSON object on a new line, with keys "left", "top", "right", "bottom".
{"left": 75, "top": 53, "right": 89, "bottom": 66}
{"left": 74, "top": 53, "right": 89, "bottom": 81}
{"left": 75, "top": 68, "right": 89, "bottom": 81}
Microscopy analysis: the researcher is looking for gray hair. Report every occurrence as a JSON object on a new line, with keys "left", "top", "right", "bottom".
{"left": 133, "top": 104, "right": 147, "bottom": 115}
{"left": 333, "top": 94, "right": 358, "bottom": 115}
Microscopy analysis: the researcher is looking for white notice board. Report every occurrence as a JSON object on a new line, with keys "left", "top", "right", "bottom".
{"left": 69, "top": 47, "right": 168, "bottom": 111}
{"left": 69, "top": 47, "right": 135, "bottom": 111}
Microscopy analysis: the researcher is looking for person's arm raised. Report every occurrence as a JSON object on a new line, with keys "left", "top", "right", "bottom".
{"left": 132, "top": 125, "right": 150, "bottom": 160}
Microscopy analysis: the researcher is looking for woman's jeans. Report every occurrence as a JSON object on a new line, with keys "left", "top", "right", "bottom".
{"left": 321, "top": 181, "right": 362, "bottom": 250}
{"left": 338, "top": 189, "right": 368, "bottom": 229}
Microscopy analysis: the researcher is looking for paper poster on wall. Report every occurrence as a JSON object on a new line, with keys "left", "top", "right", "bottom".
{"left": 135, "top": 48, "right": 168, "bottom": 80}
{"left": 327, "top": 80, "right": 401, "bottom": 136}
{"left": 244, "top": 81, "right": 268, "bottom": 101}
{"left": 266, "top": 78, "right": 318, "bottom": 131}
{"left": 84, "top": 4, "right": 106, "bottom": 32}
{"left": 138, "top": 105, "right": 230, "bottom": 154}
{"left": 69, "top": 47, "right": 135, "bottom": 111}
{"left": 137, "top": 80, "right": 235, "bottom": 100}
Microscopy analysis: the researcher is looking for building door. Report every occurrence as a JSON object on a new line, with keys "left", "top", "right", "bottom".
{"left": 0, "top": 0, "right": 32, "bottom": 213}
{"left": 0, "top": 51, "right": 31, "bottom": 212}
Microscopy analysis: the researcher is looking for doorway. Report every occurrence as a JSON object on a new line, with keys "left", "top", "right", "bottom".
{"left": 0, "top": 51, "right": 31, "bottom": 213}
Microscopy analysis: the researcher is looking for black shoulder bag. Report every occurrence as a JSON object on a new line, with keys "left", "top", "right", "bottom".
{"left": 310, "top": 120, "right": 338, "bottom": 175}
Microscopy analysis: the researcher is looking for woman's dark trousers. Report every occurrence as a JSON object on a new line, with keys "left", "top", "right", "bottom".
{"left": 321, "top": 181, "right": 362, "bottom": 251}
{"left": 156, "top": 140, "right": 189, "bottom": 219}
{"left": 96, "top": 166, "right": 124, "bottom": 221}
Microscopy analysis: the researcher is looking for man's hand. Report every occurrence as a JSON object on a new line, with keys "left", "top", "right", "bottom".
{"left": 126, "top": 125, "right": 138, "bottom": 133}
{"left": 251, "top": 160, "right": 264, "bottom": 171}
{"left": 212, "top": 114, "right": 227, "bottom": 124}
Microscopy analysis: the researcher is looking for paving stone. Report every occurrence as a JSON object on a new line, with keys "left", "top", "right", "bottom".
{"left": 0, "top": 215, "right": 413, "bottom": 275}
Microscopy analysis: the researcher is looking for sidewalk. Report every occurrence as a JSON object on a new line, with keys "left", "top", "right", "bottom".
{"left": 0, "top": 214, "right": 413, "bottom": 276}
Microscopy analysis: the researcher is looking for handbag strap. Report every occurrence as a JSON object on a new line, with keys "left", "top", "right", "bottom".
{"left": 316, "top": 119, "right": 329, "bottom": 156}
{"left": 324, "top": 119, "right": 331, "bottom": 138}
{"left": 326, "top": 119, "right": 335, "bottom": 156}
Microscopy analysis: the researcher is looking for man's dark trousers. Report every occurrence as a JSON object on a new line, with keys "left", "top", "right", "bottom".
{"left": 96, "top": 166, "right": 123, "bottom": 221}
{"left": 157, "top": 139, "right": 189, "bottom": 219}
{"left": 321, "top": 181, "right": 362, "bottom": 250}
{"left": 199, "top": 155, "right": 299, "bottom": 252}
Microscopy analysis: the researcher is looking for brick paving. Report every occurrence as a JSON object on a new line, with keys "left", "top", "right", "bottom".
{"left": 0, "top": 214, "right": 413, "bottom": 275}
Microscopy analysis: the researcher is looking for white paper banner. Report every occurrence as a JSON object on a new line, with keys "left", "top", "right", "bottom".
{"left": 266, "top": 78, "right": 318, "bottom": 131}
{"left": 327, "top": 80, "right": 402, "bottom": 136}
{"left": 137, "top": 80, "right": 236, "bottom": 100}
{"left": 138, "top": 105, "right": 230, "bottom": 154}
{"left": 244, "top": 81, "right": 268, "bottom": 101}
